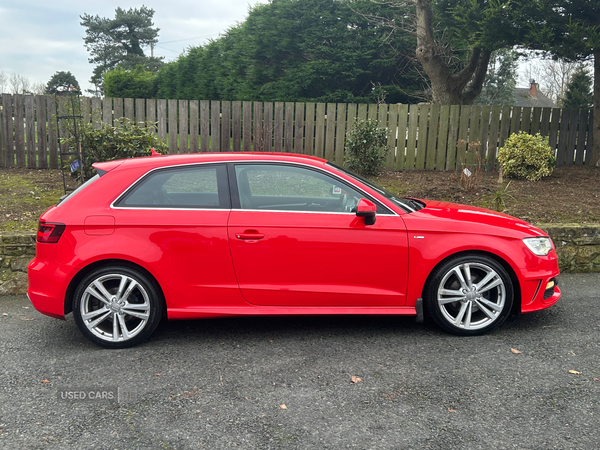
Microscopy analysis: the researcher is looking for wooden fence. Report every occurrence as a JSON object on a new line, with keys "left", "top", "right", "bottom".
{"left": 0, "top": 94, "right": 594, "bottom": 171}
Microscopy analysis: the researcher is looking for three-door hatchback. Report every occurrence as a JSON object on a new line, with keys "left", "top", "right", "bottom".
{"left": 28, "top": 153, "right": 561, "bottom": 347}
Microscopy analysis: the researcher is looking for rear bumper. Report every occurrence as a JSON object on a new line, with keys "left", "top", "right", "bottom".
{"left": 27, "top": 258, "right": 68, "bottom": 319}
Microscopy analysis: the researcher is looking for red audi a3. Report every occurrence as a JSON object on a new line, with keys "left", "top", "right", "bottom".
{"left": 28, "top": 152, "right": 561, "bottom": 348}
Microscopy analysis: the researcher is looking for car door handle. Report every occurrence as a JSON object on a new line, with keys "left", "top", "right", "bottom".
{"left": 236, "top": 231, "right": 265, "bottom": 240}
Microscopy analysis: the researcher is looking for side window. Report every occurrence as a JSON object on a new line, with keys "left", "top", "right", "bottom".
{"left": 116, "top": 164, "right": 228, "bottom": 209}
{"left": 234, "top": 164, "right": 366, "bottom": 213}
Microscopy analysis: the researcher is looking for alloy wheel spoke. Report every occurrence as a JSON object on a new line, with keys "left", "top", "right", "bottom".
{"left": 82, "top": 307, "right": 109, "bottom": 322}
{"left": 461, "top": 264, "right": 473, "bottom": 288}
{"left": 121, "top": 308, "right": 149, "bottom": 320}
{"left": 86, "top": 282, "right": 112, "bottom": 305}
{"left": 477, "top": 277, "right": 502, "bottom": 295}
{"left": 120, "top": 278, "right": 139, "bottom": 303}
{"left": 87, "top": 310, "right": 112, "bottom": 329}
{"left": 464, "top": 302, "right": 473, "bottom": 329}
{"left": 474, "top": 299, "right": 497, "bottom": 319}
{"left": 452, "top": 267, "right": 469, "bottom": 290}
{"left": 112, "top": 313, "right": 119, "bottom": 340}
{"left": 439, "top": 295, "right": 467, "bottom": 304}
{"left": 454, "top": 302, "right": 469, "bottom": 326}
{"left": 117, "top": 314, "right": 130, "bottom": 340}
{"left": 476, "top": 297, "right": 503, "bottom": 313}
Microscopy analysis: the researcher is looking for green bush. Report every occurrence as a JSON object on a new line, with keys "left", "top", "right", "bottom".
{"left": 62, "top": 117, "right": 167, "bottom": 182}
{"left": 498, "top": 132, "right": 555, "bottom": 181}
{"left": 344, "top": 118, "right": 389, "bottom": 176}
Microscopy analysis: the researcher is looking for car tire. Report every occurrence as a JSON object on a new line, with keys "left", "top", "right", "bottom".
{"left": 72, "top": 265, "right": 164, "bottom": 348}
{"left": 424, "top": 254, "right": 513, "bottom": 336}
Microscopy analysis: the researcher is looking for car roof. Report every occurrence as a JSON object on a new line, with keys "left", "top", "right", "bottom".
{"left": 93, "top": 152, "right": 328, "bottom": 173}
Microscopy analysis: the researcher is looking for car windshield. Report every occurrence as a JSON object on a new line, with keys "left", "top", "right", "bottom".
{"left": 328, "top": 163, "right": 421, "bottom": 212}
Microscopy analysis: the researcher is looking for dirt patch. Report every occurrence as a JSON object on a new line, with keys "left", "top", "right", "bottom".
{"left": 0, "top": 165, "right": 598, "bottom": 233}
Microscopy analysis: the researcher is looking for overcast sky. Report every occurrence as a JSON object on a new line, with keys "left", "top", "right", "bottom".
{"left": 0, "top": 0, "right": 266, "bottom": 93}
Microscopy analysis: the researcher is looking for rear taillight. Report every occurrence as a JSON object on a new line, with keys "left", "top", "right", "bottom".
{"left": 37, "top": 222, "right": 66, "bottom": 243}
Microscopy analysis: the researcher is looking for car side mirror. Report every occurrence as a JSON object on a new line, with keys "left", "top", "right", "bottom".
{"left": 356, "top": 198, "right": 377, "bottom": 225}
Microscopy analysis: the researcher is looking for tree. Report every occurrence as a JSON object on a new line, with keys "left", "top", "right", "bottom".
{"left": 361, "top": 0, "right": 525, "bottom": 105}
{"left": 104, "top": 66, "right": 158, "bottom": 99}
{"left": 80, "top": 6, "right": 164, "bottom": 92}
{"left": 45, "top": 71, "right": 80, "bottom": 94}
{"left": 0, "top": 71, "right": 7, "bottom": 94}
{"left": 156, "top": 0, "right": 422, "bottom": 103}
{"left": 522, "top": 0, "right": 599, "bottom": 166}
{"left": 9, "top": 73, "right": 30, "bottom": 94}
{"left": 563, "top": 66, "right": 593, "bottom": 109}
{"left": 475, "top": 49, "right": 518, "bottom": 106}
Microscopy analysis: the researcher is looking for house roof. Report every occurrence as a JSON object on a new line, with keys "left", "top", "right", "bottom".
{"left": 513, "top": 88, "right": 556, "bottom": 108}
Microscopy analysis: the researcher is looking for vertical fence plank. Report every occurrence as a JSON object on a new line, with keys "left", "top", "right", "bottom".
{"left": 135, "top": 99, "right": 145, "bottom": 125}
{"left": 24, "top": 96, "right": 34, "bottom": 168}
{"left": 113, "top": 98, "right": 123, "bottom": 122}
{"left": 263, "top": 102, "right": 273, "bottom": 152}
{"left": 47, "top": 97, "right": 58, "bottom": 169}
{"left": 124, "top": 98, "right": 134, "bottom": 121}
{"left": 189, "top": 100, "right": 199, "bottom": 152}
{"left": 253, "top": 102, "right": 263, "bottom": 152}
{"left": 510, "top": 106, "right": 522, "bottom": 136}
{"left": 479, "top": 106, "right": 491, "bottom": 166}
{"left": 91, "top": 97, "right": 102, "bottom": 128}
{"left": 415, "top": 105, "right": 429, "bottom": 170}
{"left": 36, "top": 95, "right": 48, "bottom": 169}
{"left": 242, "top": 101, "right": 252, "bottom": 151}
{"left": 584, "top": 111, "right": 593, "bottom": 165}
{"left": 81, "top": 97, "right": 91, "bottom": 124}
{"left": 284, "top": 102, "right": 295, "bottom": 153}
{"left": 333, "top": 103, "right": 346, "bottom": 164}
{"left": 530, "top": 107, "right": 542, "bottom": 135}
{"left": 455, "top": 105, "right": 470, "bottom": 166}
{"left": 556, "top": 109, "right": 570, "bottom": 166}
{"left": 304, "top": 103, "right": 315, "bottom": 155}
{"left": 540, "top": 108, "right": 552, "bottom": 137}
{"left": 295, "top": 102, "right": 305, "bottom": 155}
{"left": 405, "top": 104, "right": 418, "bottom": 170}
{"left": 273, "top": 102, "right": 284, "bottom": 152}
{"left": 179, "top": 100, "right": 189, "bottom": 153}
{"left": 498, "top": 106, "right": 512, "bottom": 149}
{"left": 200, "top": 100, "right": 210, "bottom": 152}
{"left": 102, "top": 98, "right": 113, "bottom": 126}
{"left": 575, "top": 109, "right": 589, "bottom": 166}
{"left": 521, "top": 107, "right": 532, "bottom": 134}
{"left": 548, "top": 108, "right": 560, "bottom": 151}
{"left": 210, "top": 101, "right": 220, "bottom": 152}
{"left": 14, "top": 94, "right": 25, "bottom": 167}
{"left": 425, "top": 104, "right": 440, "bottom": 170}
{"left": 357, "top": 104, "right": 367, "bottom": 121}
{"left": 313, "top": 103, "right": 325, "bottom": 158}
{"left": 146, "top": 99, "right": 156, "bottom": 135}
{"left": 168, "top": 99, "right": 178, "bottom": 154}
{"left": 396, "top": 104, "right": 408, "bottom": 170}
{"left": 367, "top": 103, "right": 378, "bottom": 120}
{"left": 324, "top": 103, "right": 336, "bottom": 161}
{"left": 1, "top": 94, "right": 14, "bottom": 167}
{"left": 157, "top": 99, "right": 167, "bottom": 145}
{"left": 232, "top": 101, "right": 241, "bottom": 151}
{"left": 468, "top": 106, "right": 482, "bottom": 165}
{"left": 386, "top": 104, "right": 398, "bottom": 169}
{"left": 565, "top": 109, "right": 579, "bottom": 166}
{"left": 346, "top": 103, "right": 357, "bottom": 137}
{"left": 485, "top": 106, "right": 502, "bottom": 170}
{"left": 435, "top": 105, "right": 449, "bottom": 171}
{"left": 446, "top": 105, "right": 460, "bottom": 170}
{"left": 221, "top": 101, "right": 230, "bottom": 152}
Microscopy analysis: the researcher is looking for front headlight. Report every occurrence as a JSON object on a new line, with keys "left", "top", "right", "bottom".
{"left": 523, "top": 237, "right": 553, "bottom": 256}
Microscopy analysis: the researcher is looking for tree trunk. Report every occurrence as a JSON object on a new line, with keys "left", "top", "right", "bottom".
{"left": 414, "top": 0, "right": 491, "bottom": 105}
{"left": 592, "top": 50, "right": 600, "bottom": 167}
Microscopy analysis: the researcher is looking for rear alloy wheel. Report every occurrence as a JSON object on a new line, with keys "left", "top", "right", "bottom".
{"left": 425, "top": 255, "right": 513, "bottom": 336}
{"left": 73, "top": 266, "right": 163, "bottom": 348}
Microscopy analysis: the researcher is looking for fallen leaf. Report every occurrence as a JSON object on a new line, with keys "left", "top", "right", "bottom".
{"left": 42, "top": 379, "right": 50, "bottom": 383}
{"left": 568, "top": 370, "right": 581, "bottom": 374}
{"left": 593, "top": 378, "right": 598, "bottom": 381}
{"left": 20, "top": 317, "right": 34, "bottom": 321}
{"left": 351, "top": 376, "right": 362, "bottom": 383}
{"left": 2, "top": 313, "right": 7, "bottom": 316}
{"left": 448, "top": 408, "right": 457, "bottom": 413}
{"left": 279, "top": 404, "right": 287, "bottom": 410}
{"left": 510, "top": 348, "right": 522, "bottom": 354}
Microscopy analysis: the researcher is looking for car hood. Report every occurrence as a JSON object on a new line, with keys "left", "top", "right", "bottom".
{"left": 401, "top": 199, "right": 548, "bottom": 238}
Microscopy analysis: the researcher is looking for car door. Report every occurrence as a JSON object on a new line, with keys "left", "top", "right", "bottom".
{"left": 227, "top": 163, "right": 409, "bottom": 307}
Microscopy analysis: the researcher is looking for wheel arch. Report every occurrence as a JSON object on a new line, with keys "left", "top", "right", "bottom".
{"left": 64, "top": 259, "right": 166, "bottom": 316}
{"left": 420, "top": 250, "right": 522, "bottom": 315}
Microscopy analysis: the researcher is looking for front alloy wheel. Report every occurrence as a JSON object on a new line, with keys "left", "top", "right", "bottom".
{"left": 425, "top": 255, "right": 513, "bottom": 335}
{"left": 73, "top": 266, "right": 163, "bottom": 348}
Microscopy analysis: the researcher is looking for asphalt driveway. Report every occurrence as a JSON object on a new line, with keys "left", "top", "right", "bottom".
{"left": 1, "top": 274, "right": 599, "bottom": 449}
